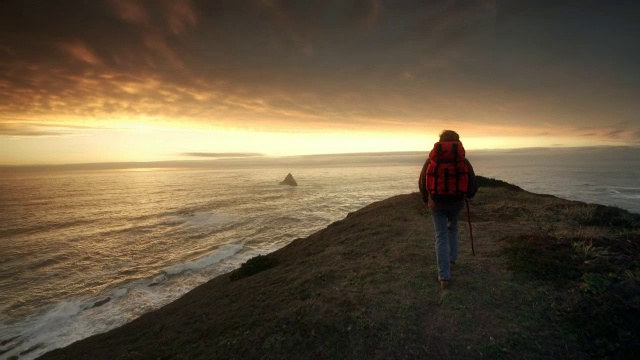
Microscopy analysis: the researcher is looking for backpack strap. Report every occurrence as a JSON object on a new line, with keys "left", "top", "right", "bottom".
{"left": 444, "top": 168, "right": 449, "bottom": 193}
{"left": 432, "top": 160, "right": 440, "bottom": 195}
{"left": 452, "top": 143, "right": 459, "bottom": 193}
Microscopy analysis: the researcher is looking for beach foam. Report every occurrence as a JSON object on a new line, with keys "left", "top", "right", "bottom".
{"left": 163, "top": 244, "right": 243, "bottom": 276}
{"left": 0, "top": 244, "right": 245, "bottom": 360}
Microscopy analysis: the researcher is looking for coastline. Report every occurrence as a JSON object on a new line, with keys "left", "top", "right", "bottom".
{"left": 29, "top": 177, "right": 640, "bottom": 359}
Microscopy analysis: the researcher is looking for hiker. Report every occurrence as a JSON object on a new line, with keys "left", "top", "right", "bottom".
{"left": 418, "top": 130, "right": 477, "bottom": 289}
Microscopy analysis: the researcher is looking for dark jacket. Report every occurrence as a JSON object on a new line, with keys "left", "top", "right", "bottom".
{"left": 418, "top": 158, "right": 477, "bottom": 209}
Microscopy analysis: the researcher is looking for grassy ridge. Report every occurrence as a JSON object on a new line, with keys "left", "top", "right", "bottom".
{"left": 502, "top": 229, "right": 640, "bottom": 358}
{"left": 36, "top": 176, "right": 640, "bottom": 359}
{"left": 475, "top": 176, "right": 640, "bottom": 357}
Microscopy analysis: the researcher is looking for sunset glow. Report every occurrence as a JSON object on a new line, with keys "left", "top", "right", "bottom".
{"left": 2, "top": 1, "right": 639, "bottom": 165}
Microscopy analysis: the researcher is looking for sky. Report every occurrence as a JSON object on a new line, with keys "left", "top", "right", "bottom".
{"left": 1, "top": 0, "right": 639, "bottom": 165}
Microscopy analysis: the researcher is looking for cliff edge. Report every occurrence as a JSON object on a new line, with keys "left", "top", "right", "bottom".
{"left": 40, "top": 177, "right": 640, "bottom": 359}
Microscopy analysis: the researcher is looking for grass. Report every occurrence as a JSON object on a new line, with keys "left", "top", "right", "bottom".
{"left": 499, "top": 222, "right": 640, "bottom": 358}
{"left": 39, "top": 178, "right": 640, "bottom": 360}
{"left": 470, "top": 177, "right": 640, "bottom": 358}
{"left": 503, "top": 233, "right": 640, "bottom": 358}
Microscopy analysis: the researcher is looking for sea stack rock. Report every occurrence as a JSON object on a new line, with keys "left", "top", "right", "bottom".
{"left": 279, "top": 173, "right": 298, "bottom": 186}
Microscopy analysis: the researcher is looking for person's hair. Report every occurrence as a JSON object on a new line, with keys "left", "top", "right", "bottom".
{"left": 439, "top": 130, "right": 460, "bottom": 142}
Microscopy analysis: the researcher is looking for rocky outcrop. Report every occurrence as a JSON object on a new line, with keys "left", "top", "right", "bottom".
{"left": 279, "top": 173, "right": 297, "bottom": 186}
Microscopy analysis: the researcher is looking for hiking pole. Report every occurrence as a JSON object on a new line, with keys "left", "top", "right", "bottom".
{"left": 465, "top": 197, "right": 475, "bottom": 256}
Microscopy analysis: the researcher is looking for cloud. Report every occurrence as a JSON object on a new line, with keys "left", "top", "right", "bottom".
{"left": 604, "top": 129, "right": 626, "bottom": 139}
{"left": 109, "top": 0, "right": 150, "bottom": 25}
{"left": 0, "top": 45, "right": 16, "bottom": 56}
{"left": 573, "top": 122, "right": 639, "bottom": 142}
{"left": 0, "top": 0, "right": 638, "bottom": 146}
{"left": 0, "top": 121, "right": 114, "bottom": 138}
{"left": 165, "top": 0, "right": 198, "bottom": 34}
{"left": 58, "top": 41, "right": 104, "bottom": 66}
{"left": 0, "top": 123, "right": 74, "bottom": 137}
{"left": 353, "top": 0, "right": 383, "bottom": 30}
{"left": 107, "top": 0, "right": 198, "bottom": 68}
{"left": 181, "top": 152, "right": 264, "bottom": 158}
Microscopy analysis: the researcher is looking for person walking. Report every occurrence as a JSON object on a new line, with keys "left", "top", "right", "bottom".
{"left": 418, "top": 130, "right": 477, "bottom": 289}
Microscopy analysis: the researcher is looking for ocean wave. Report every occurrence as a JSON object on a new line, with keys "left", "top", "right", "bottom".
{"left": 0, "top": 245, "right": 245, "bottom": 360}
{"left": 162, "top": 244, "right": 243, "bottom": 276}
{"left": 0, "top": 218, "right": 96, "bottom": 238}
{"left": 606, "top": 188, "right": 640, "bottom": 200}
{"left": 617, "top": 194, "right": 640, "bottom": 200}
{"left": 23, "top": 254, "right": 67, "bottom": 271}
{"left": 160, "top": 211, "right": 235, "bottom": 228}
{"left": 0, "top": 287, "right": 130, "bottom": 360}
{"left": 609, "top": 186, "right": 640, "bottom": 190}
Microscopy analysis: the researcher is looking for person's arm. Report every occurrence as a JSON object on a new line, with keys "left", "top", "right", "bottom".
{"left": 465, "top": 159, "right": 477, "bottom": 199}
{"left": 418, "top": 159, "right": 430, "bottom": 205}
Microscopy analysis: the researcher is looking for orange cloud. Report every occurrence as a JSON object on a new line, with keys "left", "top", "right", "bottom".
{"left": 108, "top": 0, "right": 197, "bottom": 69}
{"left": 0, "top": 45, "right": 16, "bottom": 57}
{"left": 110, "top": 0, "right": 149, "bottom": 25}
{"left": 165, "top": 0, "right": 198, "bottom": 35}
{"left": 260, "top": 0, "right": 314, "bottom": 55}
{"left": 1, "top": 1, "right": 638, "bottom": 150}
{"left": 142, "top": 33, "right": 184, "bottom": 69}
{"left": 58, "top": 41, "right": 103, "bottom": 66}
{"left": 356, "top": 0, "right": 383, "bottom": 30}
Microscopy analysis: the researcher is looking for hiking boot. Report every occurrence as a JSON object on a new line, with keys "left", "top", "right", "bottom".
{"left": 438, "top": 278, "right": 450, "bottom": 289}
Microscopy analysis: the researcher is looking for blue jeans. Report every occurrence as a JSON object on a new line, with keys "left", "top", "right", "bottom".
{"left": 431, "top": 204, "right": 463, "bottom": 281}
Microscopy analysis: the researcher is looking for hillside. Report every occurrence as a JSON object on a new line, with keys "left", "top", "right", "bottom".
{"left": 38, "top": 177, "right": 640, "bottom": 359}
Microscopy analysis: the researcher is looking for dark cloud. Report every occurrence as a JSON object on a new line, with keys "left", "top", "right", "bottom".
{"left": 181, "top": 152, "right": 264, "bottom": 158}
{"left": 0, "top": 121, "right": 114, "bottom": 138}
{"left": 0, "top": 123, "right": 73, "bottom": 137}
{"left": 604, "top": 129, "right": 626, "bottom": 139}
{"left": 0, "top": 0, "right": 639, "bottom": 143}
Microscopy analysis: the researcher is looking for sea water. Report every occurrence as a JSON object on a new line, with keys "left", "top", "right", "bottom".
{"left": 0, "top": 165, "right": 421, "bottom": 359}
{"left": 1, "top": 148, "right": 639, "bottom": 359}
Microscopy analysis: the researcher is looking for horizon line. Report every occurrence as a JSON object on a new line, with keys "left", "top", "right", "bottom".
{"left": 2, "top": 145, "right": 639, "bottom": 171}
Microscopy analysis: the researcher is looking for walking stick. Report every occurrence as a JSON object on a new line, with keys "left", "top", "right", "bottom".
{"left": 465, "top": 197, "right": 475, "bottom": 256}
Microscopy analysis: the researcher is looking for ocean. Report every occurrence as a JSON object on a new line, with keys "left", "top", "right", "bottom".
{"left": 1, "top": 147, "right": 639, "bottom": 359}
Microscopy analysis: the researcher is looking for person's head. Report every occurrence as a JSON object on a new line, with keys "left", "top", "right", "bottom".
{"left": 439, "top": 130, "right": 460, "bottom": 142}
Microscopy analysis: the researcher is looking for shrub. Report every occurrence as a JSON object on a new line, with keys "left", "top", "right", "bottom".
{"left": 475, "top": 176, "right": 524, "bottom": 192}
{"left": 229, "top": 255, "right": 279, "bottom": 281}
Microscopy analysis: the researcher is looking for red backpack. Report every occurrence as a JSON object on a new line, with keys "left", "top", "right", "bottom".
{"left": 425, "top": 141, "right": 469, "bottom": 201}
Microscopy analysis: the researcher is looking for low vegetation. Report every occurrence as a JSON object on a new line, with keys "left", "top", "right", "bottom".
{"left": 474, "top": 175, "right": 640, "bottom": 358}
{"left": 229, "top": 254, "right": 279, "bottom": 281}
{"left": 39, "top": 176, "right": 640, "bottom": 359}
{"left": 503, "top": 233, "right": 640, "bottom": 358}
{"left": 475, "top": 176, "right": 524, "bottom": 192}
